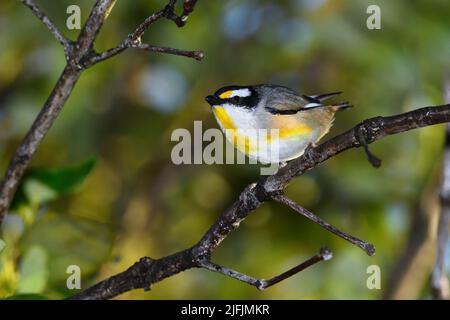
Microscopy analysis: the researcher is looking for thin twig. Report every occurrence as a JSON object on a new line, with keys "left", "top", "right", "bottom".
{"left": 272, "top": 194, "right": 376, "bottom": 256}
{"left": 81, "top": 43, "right": 128, "bottom": 66}
{"left": 131, "top": 43, "right": 204, "bottom": 60}
{"left": 199, "top": 260, "right": 264, "bottom": 289}
{"left": 21, "top": 0, "right": 71, "bottom": 55}
{"left": 83, "top": 0, "right": 203, "bottom": 68}
{"left": 260, "top": 247, "right": 332, "bottom": 289}
{"left": 198, "top": 247, "right": 332, "bottom": 290}
{"left": 129, "top": 9, "right": 167, "bottom": 43}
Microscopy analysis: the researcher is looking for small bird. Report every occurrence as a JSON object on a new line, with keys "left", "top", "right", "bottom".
{"left": 205, "top": 84, "right": 351, "bottom": 164}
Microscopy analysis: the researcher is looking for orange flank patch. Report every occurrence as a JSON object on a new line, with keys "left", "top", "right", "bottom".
{"left": 219, "top": 90, "right": 233, "bottom": 99}
{"left": 267, "top": 116, "right": 313, "bottom": 142}
{"left": 279, "top": 125, "right": 312, "bottom": 138}
{"left": 266, "top": 124, "right": 312, "bottom": 143}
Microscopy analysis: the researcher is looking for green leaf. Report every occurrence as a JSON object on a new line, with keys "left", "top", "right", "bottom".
{"left": 28, "top": 158, "right": 96, "bottom": 195}
{"left": 17, "top": 245, "right": 49, "bottom": 294}
{"left": 11, "top": 158, "right": 96, "bottom": 209}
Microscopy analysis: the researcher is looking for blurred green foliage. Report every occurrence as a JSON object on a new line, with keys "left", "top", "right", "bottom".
{"left": 0, "top": 0, "right": 449, "bottom": 299}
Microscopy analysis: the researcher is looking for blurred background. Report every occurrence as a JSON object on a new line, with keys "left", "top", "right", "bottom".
{"left": 0, "top": 0, "right": 449, "bottom": 299}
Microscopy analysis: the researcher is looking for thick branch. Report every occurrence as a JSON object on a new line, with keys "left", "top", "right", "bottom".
{"left": 74, "top": 0, "right": 117, "bottom": 63}
{"left": 21, "top": 0, "right": 71, "bottom": 54}
{"left": 72, "top": 104, "right": 450, "bottom": 300}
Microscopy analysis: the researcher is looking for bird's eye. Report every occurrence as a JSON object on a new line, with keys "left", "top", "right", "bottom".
{"left": 230, "top": 96, "right": 243, "bottom": 104}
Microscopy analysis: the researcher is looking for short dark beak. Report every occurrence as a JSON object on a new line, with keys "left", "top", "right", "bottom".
{"left": 205, "top": 95, "right": 222, "bottom": 106}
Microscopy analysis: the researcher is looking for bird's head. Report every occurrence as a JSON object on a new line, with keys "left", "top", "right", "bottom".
{"left": 205, "top": 85, "right": 259, "bottom": 110}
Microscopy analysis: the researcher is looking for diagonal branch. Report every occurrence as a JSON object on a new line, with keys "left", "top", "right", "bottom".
{"left": 272, "top": 194, "right": 376, "bottom": 256}
{"left": 198, "top": 247, "right": 332, "bottom": 290}
{"left": 21, "top": 0, "right": 71, "bottom": 55}
{"left": 72, "top": 104, "right": 450, "bottom": 300}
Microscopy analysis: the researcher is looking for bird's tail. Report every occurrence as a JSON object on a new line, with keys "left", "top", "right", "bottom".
{"left": 311, "top": 91, "right": 343, "bottom": 102}
{"left": 302, "top": 92, "right": 353, "bottom": 112}
{"left": 329, "top": 101, "right": 353, "bottom": 112}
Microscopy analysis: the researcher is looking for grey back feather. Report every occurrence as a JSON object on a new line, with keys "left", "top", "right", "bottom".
{"left": 254, "top": 85, "right": 311, "bottom": 114}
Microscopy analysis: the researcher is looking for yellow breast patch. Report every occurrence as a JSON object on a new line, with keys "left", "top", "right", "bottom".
{"left": 213, "top": 106, "right": 256, "bottom": 154}
{"left": 214, "top": 106, "right": 237, "bottom": 130}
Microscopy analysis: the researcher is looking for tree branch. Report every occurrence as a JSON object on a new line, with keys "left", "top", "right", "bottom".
{"left": 432, "top": 80, "right": 450, "bottom": 300}
{"left": 0, "top": 0, "right": 117, "bottom": 225}
{"left": 0, "top": 0, "right": 202, "bottom": 225}
{"left": 81, "top": 0, "right": 204, "bottom": 68}
{"left": 21, "top": 0, "right": 72, "bottom": 55}
{"left": 198, "top": 247, "right": 332, "bottom": 290}
{"left": 72, "top": 104, "right": 450, "bottom": 300}
{"left": 272, "top": 194, "right": 375, "bottom": 256}
{"left": 130, "top": 43, "right": 204, "bottom": 61}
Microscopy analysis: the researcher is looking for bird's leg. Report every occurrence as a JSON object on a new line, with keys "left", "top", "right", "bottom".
{"left": 278, "top": 161, "right": 288, "bottom": 168}
{"left": 356, "top": 125, "right": 382, "bottom": 168}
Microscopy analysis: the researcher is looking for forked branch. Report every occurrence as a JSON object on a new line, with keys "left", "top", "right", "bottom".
{"left": 199, "top": 247, "right": 332, "bottom": 290}
{"left": 81, "top": 0, "right": 203, "bottom": 67}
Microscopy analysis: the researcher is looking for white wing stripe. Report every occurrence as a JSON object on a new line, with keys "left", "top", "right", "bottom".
{"left": 304, "top": 102, "right": 322, "bottom": 109}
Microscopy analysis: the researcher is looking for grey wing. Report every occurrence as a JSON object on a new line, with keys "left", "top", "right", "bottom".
{"left": 264, "top": 91, "right": 322, "bottom": 115}
{"left": 258, "top": 85, "right": 343, "bottom": 115}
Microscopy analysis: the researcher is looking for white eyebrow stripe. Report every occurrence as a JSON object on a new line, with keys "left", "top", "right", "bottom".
{"left": 231, "top": 88, "right": 251, "bottom": 97}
